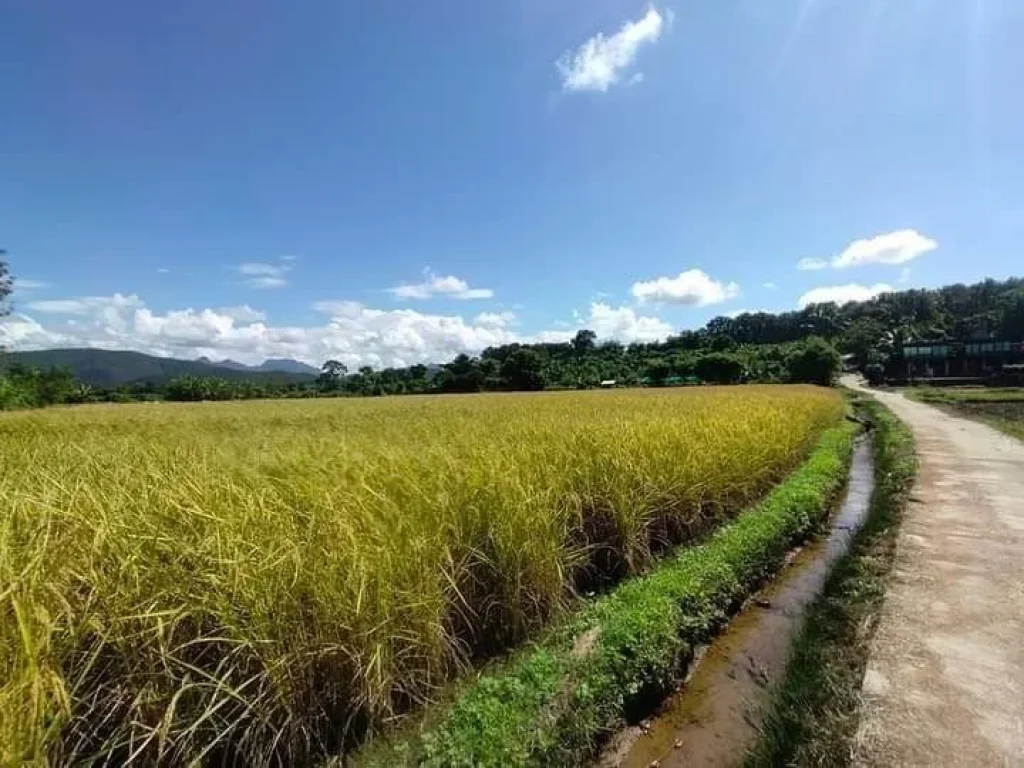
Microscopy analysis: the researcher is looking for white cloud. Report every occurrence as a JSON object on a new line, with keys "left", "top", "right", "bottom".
{"left": 798, "top": 283, "right": 894, "bottom": 308}
{"left": 245, "top": 276, "right": 289, "bottom": 289}
{"left": 832, "top": 229, "right": 937, "bottom": 268}
{"left": 631, "top": 269, "right": 739, "bottom": 306}
{"left": 157, "top": 268, "right": 170, "bottom": 274}
{"left": 12, "top": 279, "right": 49, "bottom": 291}
{"left": 28, "top": 293, "right": 143, "bottom": 316}
{"left": 797, "top": 257, "right": 830, "bottom": 271}
{"left": 237, "top": 259, "right": 293, "bottom": 289}
{"left": 557, "top": 6, "right": 664, "bottom": 93}
{"left": 3, "top": 294, "right": 673, "bottom": 369}
{"left": 762, "top": 282, "right": 777, "bottom": 290}
{"left": 898, "top": 267, "right": 912, "bottom": 285}
{"left": 388, "top": 271, "right": 494, "bottom": 300}
{"left": 0, "top": 313, "right": 59, "bottom": 348}
{"left": 474, "top": 311, "right": 517, "bottom": 328}
{"left": 798, "top": 230, "right": 938, "bottom": 272}
{"left": 585, "top": 302, "right": 672, "bottom": 342}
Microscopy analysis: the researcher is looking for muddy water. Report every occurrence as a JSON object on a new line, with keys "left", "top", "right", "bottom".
{"left": 597, "top": 437, "right": 875, "bottom": 768}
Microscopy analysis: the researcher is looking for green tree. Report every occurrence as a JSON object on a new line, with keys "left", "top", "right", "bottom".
{"left": 695, "top": 352, "right": 744, "bottom": 384}
{"left": 644, "top": 357, "right": 672, "bottom": 386}
{"left": 785, "top": 337, "right": 841, "bottom": 385}
{"left": 500, "top": 348, "right": 546, "bottom": 391}
{"left": 571, "top": 329, "right": 597, "bottom": 356}
{"left": 318, "top": 359, "right": 347, "bottom": 392}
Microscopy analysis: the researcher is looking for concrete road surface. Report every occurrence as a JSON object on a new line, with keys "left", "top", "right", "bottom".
{"left": 844, "top": 377, "right": 1024, "bottom": 766}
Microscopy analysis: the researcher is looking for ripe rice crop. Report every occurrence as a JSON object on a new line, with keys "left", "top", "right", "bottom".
{"left": 0, "top": 385, "right": 842, "bottom": 764}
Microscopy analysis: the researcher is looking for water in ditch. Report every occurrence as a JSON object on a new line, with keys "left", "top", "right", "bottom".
{"left": 596, "top": 436, "right": 875, "bottom": 768}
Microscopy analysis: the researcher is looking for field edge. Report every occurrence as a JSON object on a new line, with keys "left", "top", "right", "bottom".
{"left": 747, "top": 394, "right": 917, "bottom": 766}
{"left": 354, "top": 418, "right": 859, "bottom": 767}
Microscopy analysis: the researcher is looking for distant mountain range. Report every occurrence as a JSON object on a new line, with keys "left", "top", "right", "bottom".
{"left": 196, "top": 357, "right": 320, "bottom": 375}
{"left": 3, "top": 348, "right": 318, "bottom": 387}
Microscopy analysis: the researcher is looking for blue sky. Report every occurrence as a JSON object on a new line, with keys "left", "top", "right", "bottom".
{"left": 2, "top": 0, "right": 1023, "bottom": 367}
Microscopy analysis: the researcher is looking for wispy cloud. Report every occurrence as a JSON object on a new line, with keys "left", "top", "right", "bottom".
{"left": 474, "top": 311, "right": 517, "bottom": 328}
{"left": 28, "top": 293, "right": 143, "bottom": 315}
{"left": 557, "top": 6, "right": 665, "bottom": 93}
{"left": 797, "top": 230, "right": 937, "bottom": 271}
{"left": 797, "top": 257, "right": 830, "bottom": 271}
{"left": 13, "top": 279, "right": 49, "bottom": 291}
{"left": 762, "top": 281, "right": 778, "bottom": 290}
{"left": 388, "top": 271, "right": 494, "bottom": 301}
{"left": 237, "top": 259, "right": 294, "bottom": 289}
{"left": 898, "top": 267, "right": 912, "bottom": 284}
{"left": 631, "top": 269, "right": 739, "bottom": 306}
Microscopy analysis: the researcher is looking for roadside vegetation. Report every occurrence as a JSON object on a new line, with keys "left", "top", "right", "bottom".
{"left": 1, "top": 386, "right": 842, "bottom": 765}
{"left": 749, "top": 395, "right": 917, "bottom": 766}
{"left": 906, "top": 387, "right": 1024, "bottom": 442}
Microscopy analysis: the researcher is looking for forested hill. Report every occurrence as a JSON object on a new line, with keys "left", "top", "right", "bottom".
{"left": 2, "top": 348, "right": 315, "bottom": 387}
{"left": 711, "top": 277, "right": 1024, "bottom": 346}
{"left": 702, "top": 276, "right": 1024, "bottom": 363}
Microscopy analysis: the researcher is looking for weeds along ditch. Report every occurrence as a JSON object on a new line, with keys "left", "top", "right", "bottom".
{"left": 0, "top": 386, "right": 843, "bottom": 764}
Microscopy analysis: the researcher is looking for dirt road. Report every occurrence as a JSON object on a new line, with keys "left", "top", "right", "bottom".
{"left": 846, "top": 379, "right": 1024, "bottom": 766}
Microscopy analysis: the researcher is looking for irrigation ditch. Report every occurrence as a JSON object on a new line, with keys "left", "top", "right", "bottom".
{"left": 595, "top": 436, "right": 875, "bottom": 767}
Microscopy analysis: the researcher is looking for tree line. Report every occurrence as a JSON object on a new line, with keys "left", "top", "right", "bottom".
{"left": 3, "top": 248, "right": 1023, "bottom": 407}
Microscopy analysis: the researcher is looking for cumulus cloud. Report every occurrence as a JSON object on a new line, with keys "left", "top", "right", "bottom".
{"left": 237, "top": 260, "right": 293, "bottom": 289}
{"left": 798, "top": 283, "right": 893, "bottom": 308}
{"left": 388, "top": 271, "right": 494, "bottom": 300}
{"left": 832, "top": 229, "right": 937, "bottom": 268}
{"left": 3, "top": 294, "right": 673, "bottom": 369}
{"left": 585, "top": 302, "right": 673, "bottom": 342}
{"left": 798, "top": 230, "right": 937, "bottom": 272}
{"left": 631, "top": 269, "right": 739, "bottom": 306}
{"left": 557, "top": 6, "right": 664, "bottom": 92}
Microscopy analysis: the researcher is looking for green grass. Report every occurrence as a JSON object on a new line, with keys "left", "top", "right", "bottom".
{"left": 0, "top": 386, "right": 843, "bottom": 765}
{"left": 362, "top": 421, "right": 858, "bottom": 767}
{"left": 906, "top": 387, "right": 1024, "bottom": 442}
{"left": 748, "top": 395, "right": 917, "bottom": 767}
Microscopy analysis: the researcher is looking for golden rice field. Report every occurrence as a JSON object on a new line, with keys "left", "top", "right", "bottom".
{"left": 0, "top": 385, "right": 843, "bottom": 765}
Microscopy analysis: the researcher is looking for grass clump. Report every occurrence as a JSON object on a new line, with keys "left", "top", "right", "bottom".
{"left": 0, "top": 386, "right": 842, "bottom": 764}
{"left": 748, "top": 395, "right": 916, "bottom": 766}
{"left": 365, "top": 421, "right": 857, "bottom": 767}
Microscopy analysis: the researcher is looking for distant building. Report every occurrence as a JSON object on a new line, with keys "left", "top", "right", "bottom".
{"left": 897, "top": 339, "right": 1024, "bottom": 381}
{"left": 600, "top": 379, "right": 617, "bottom": 388}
